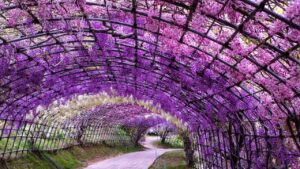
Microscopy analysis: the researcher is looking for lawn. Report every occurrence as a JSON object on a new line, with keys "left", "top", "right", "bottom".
{"left": 0, "top": 144, "right": 142, "bottom": 169}
{"left": 149, "top": 150, "right": 193, "bottom": 169}
{"left": 153, "top": 136, "right": 183, "bottom": 149}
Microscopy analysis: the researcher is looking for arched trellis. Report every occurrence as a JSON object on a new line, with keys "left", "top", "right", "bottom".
{"left": 0, "top": 101, "right": 174, "bottom": 159}
{"left": 0, "top": 0, "right": 296, "bottom": 124}
{"left": 0, "top": 0, "right": 299, "bottom": 168}
{"left": 62, "top": 103, "right": 170, "bottom": 145}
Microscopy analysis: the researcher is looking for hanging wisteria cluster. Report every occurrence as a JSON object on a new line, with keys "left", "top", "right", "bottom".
{"left": 65, "top": 103, "right": 165, "bottom": 125}
{"left": 0, "top": 0, "right": 299, "bottom": 168}
{"left": 31, "top": 93, "right": 170, "bottom": 124}
{"left": 61, "top": 103, "right": 167, "bottom": 147}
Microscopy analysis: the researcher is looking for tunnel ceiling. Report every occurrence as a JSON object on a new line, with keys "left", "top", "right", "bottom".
{"left": 0, "top": 0, "right": 299, "bottom": 129}
{"left": 64, "top": 103, "right": 167, "bottom": 126}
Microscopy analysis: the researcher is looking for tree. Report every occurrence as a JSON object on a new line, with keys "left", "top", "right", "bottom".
{"left": 121, "top": 126, "right": 149, "bottom": 147}
{"left": 121, "top": 116, "right": 165, "bottom": 146}
{"left": 158, "top": 123, "right": 176, "bottom": 144}
{"left": 182, "top": 132, "right": 195, "bottom": 167}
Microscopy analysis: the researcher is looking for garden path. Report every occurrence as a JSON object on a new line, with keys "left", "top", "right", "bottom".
{"left": 83, "top": 136, "right": 179, "bottom": 169}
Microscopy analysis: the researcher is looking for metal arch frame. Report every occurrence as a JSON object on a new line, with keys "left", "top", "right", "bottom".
{"left": 2, "top": 70, "right": 259, "bottom": 124}
{"left": 5, "top": 76, "right": 274, "bottom": 132}
{"left": 0, "top": 75, "right": 297, "bottom": 166}
{"left": 0, "top": 50, "right": 277, "bottom": 118}
{"left": 0, "top": 59, "right": 290, "bottom": 139}
{"left": 0, "top": 103, "right": 147, "bottom": 160}
{"left": 0, "top": 59, "right": 244, "bottom": 118}
{"left": 0, "top": 0, "right": 298, "bottom": 115}
{"left": 0, "top": 59, "right": 283, "bottom": 128}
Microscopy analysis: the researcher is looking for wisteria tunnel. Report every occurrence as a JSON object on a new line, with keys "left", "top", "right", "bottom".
{"left": 0, "top": 0, "right": 299, "bottom": 168}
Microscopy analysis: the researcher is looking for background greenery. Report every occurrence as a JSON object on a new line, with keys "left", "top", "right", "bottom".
{"left": 149, "top": 150, "right": 193, "bottom": 169}
{"left": 0, "top": 144, "right": 142, "bottom": 169}
{"left": 153, "top": 135, "right": 183, "bottom": 149}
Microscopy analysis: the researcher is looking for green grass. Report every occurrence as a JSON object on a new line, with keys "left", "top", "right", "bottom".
{"left": 0, "top": 144, "right": 142, "bottom": 169}
{"left": 68, "top": 144, "right": 143, "bottom": 163}
{"left": 153, "top": 141, "right": 183, "bottom": 149}
{"left": 2, "top": 152, "right": 57, "bottom": 169}
{"left": 45, "top": 151, "right": 81, "bottom": 169}
{"left": 153, "top": 136, "right": 183, "bottom": 149}
{"left": 0, "top": 137, "right": 73, "bottom": 153}
{"left": 149, "top": 150, "right": 193, "bottom": 169}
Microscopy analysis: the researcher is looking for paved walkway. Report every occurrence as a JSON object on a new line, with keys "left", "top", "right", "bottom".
{"left": 83, "top": 136, "right": 178, "bottom": 169}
